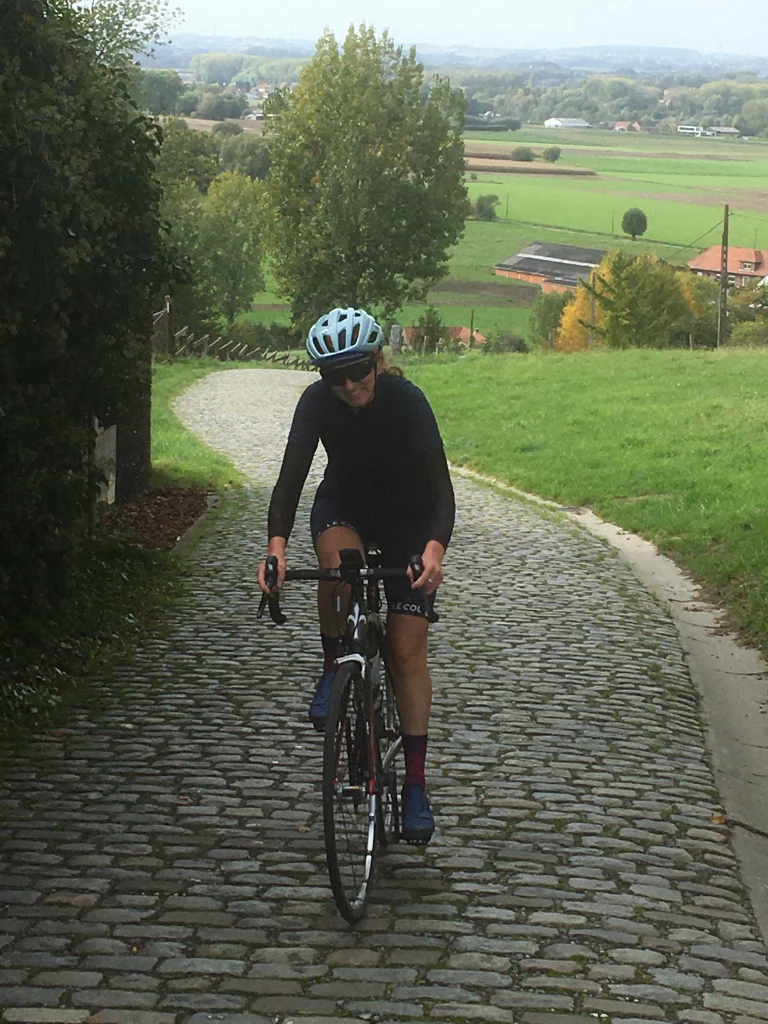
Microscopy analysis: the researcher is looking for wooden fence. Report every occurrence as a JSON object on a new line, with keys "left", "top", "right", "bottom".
{"left": 151, "top": 297, "right": 315, "bottom": 372}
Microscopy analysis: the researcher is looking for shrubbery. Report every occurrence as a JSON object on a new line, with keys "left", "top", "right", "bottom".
{"left": 0, "top": 0, "right": 166, "bottom": 647}
{"left": 727, "top": 320, "right": 768, "bottom": 347}
{"left": 474, "top": 194, "right": 500, "bottom": 220}
{"left": 483, "top": 333, "right": 529, "bottom": 354}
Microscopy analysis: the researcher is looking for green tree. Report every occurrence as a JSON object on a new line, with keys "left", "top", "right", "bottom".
{"left": 191, "top": 52, "right": 248, "bottom": 85}
{"left": 474, "top": 194, "right": 499, "bottom": 220}
{"left": 196, "top": 172, "right": 265, "bottom": 323}
{"left": 132, "top": 67, "right": 184, "bottom": 113}
{"left": 581, "top": 251, "right": 689, "bottom": 349}
{"left": 411, "top": 305, "right": 448, "bottom": 354}
{"left": 511, "top": 146, "right": 535, "bottom": 161}
{"left": 74, "top": 0, "right": 182, "bottom": 65}
{"left": 542, "top": 145, "right": 561, "bottom": 163}
{"left": 1, "top": 0, "right": 166, "bottom": 633}
{"left": 265, "top": 26, "right": 468, "bottom": 325}
{"left": 156, "top": 118, "right": 219, "bottom": 192}
{"left": 196, "top": 89, "right": 247, "bottom": 120}
{"left": 528, "top": 290, "right": 572, "bottom": 347}
{"left": 621, "top": 207, "right": 648, "bottom": 240}
{"left": 218, "top": 133, "right": 271, "bottom": 180}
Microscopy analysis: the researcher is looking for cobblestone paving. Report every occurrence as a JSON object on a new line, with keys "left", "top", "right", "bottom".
{"left": 2, "top": 368, "right": 768, "bottom": 1024}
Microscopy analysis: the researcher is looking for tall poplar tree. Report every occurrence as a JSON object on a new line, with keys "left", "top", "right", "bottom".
{"left": 265, "top": 26, "right": 468, "bottom": 325}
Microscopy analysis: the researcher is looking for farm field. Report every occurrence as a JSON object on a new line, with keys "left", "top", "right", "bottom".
{"left": 247, "top": 126, "right": 768, "bottom": 341}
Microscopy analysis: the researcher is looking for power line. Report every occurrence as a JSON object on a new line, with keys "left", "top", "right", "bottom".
{"left": 665, "top": 218, "right": 728, "bottom": 259}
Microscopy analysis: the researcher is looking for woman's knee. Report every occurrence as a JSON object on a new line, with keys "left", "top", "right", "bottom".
{"left": 315, "top": 526, "right": 364, "bottom": 569}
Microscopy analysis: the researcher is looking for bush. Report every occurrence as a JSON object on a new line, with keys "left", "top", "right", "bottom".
{"left": 727, "top": 320, "right": 768, "bottom": 347}
{"left": 511, "top": 146, "right": 535, "bottom": 162}
{"left": 211, "top": 120, "right": 243, "bottom": 136}
{"left": 542, "top": 146, "right": 561, "bottom": 163}
{"left": 228, "top": 320, "right": 303, "bottom": 352}
{"left": 474, "top": 194, "right": 500, "bottom": 220}
{"left": 483, "top": 333, "right": 529, "bottom": 354}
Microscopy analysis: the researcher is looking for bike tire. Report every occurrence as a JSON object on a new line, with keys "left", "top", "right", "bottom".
{"left": 323, "top": 662, "right": 377, "bottom": 924}
{"left": 376, "top": 657, "right": 402, "bottom": 848}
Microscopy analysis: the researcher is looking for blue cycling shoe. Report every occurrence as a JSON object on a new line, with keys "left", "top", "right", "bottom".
{"left": 401, "top": 783, "right": 435, "bottom": 845}
{"left": 309, "top": 670, "right": 336, "bottom": 732}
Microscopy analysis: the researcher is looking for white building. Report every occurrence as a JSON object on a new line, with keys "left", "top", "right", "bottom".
{"left": 544, "top": 117, "right": 591, "bottom": 129}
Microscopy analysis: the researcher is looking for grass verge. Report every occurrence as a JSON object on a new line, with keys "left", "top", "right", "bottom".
{"left": 151, "top": 358, "right": 250, "bottom": 489}
{"left": 405, "top": 348, "right": 768, "bottom": 655}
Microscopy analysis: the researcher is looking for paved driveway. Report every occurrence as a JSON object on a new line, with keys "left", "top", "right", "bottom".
{"left": 1, "top": 368, "right": 767, "bottom": 1024}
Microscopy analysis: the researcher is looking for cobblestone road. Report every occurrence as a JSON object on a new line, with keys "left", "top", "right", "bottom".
{"left": 2, "top": 368, "right": 768, "bottom": 1024}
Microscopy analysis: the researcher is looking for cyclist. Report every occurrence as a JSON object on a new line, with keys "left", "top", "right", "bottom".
{"left": 258, "top": 306, "right": 455, "bottom": 845}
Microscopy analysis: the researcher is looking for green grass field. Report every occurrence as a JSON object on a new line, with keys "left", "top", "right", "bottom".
{"left": 405, "top": 347, "right": 768, "bottom": 656}
{"left": 247, "top": 125, "right": 768, "bottom": 342}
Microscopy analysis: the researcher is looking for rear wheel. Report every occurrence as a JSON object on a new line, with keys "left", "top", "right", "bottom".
{"left": 323, "top": 663, "right": 377, "bottom": 923}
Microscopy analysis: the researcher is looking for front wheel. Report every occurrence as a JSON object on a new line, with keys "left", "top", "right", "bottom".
{"left": 323, "top": 663, "right": 377, "bottom": 923}
{"left": 376, "top": 657, "right": 402, "bottom": 848}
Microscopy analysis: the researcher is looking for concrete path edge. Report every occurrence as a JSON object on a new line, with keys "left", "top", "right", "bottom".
{"left": 452, "top": 463, "right": 768, "bottom": 946}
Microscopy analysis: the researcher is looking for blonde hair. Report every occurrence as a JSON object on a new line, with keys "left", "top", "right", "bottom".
{"left": 376, "top": 349, "right": 404, "bottom": 378}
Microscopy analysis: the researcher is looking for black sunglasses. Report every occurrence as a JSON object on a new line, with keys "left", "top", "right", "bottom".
{"left": 320, "top": 358, "right": 376, "bottom": 387}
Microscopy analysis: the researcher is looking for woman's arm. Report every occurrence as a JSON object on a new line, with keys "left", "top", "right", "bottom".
{"left": 411, "top": 446, "right": 455, "bottom": 594}
{"left": 423, "top": 446, "right": 455, "bottom": 551}
{"left": 267, "top": 440, "right": 316, "bottom": 542}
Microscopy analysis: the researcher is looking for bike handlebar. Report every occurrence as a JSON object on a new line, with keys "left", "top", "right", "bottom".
{"left": 258, "top": 552, "right": 439, "bottom": 625}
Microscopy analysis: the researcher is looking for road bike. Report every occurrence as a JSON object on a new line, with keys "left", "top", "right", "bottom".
{"left": 258, "top": 546, "right": 437, "bottom": 923}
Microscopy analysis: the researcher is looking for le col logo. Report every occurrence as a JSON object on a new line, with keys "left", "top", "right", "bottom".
{"left": 391, "top": 601, "right": 421, "bottom": 613}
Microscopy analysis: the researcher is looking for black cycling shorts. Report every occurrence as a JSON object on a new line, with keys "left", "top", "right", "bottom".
{"left": 310, "top": 491, "right": 433, "bottom": 619}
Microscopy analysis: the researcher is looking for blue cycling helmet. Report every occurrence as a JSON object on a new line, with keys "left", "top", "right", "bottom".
{"left": 306, "top": 307, "right": 383, "bottom": 366}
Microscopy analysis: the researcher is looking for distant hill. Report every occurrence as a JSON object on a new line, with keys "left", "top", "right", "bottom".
{"left": 142, "top": 36, "right": 768, "bottom": 75}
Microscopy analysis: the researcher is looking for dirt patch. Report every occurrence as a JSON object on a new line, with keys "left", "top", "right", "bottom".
{"left": 598, "top": 182, "right": 768, "bottom": 213}
{"left": 465, "top": 158, "right": 595, "bottom": 176}
{"left": 102, "top": 487, "right": 209, "bottom": 550}
{"left": 540, "top": 145, "right": 754, "bottom": 163}
{"left": 430, "top": 279, "right": 537, "bottom": 304}
{"left": 177, "top": 116, "right": 263, "bottom": 134}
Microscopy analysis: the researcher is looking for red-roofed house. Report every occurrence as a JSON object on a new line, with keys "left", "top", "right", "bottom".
{"left": 688, "top": 246, "right": 766, "bottom": 288}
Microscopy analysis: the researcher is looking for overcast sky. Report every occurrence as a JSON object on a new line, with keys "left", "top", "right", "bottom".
{"left": 174, "top": 0, "right": 767, "bottom": 56}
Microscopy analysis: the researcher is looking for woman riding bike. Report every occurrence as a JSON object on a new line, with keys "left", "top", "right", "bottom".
{"left": 257, "top": 307, "right": 454, "bottom": 845}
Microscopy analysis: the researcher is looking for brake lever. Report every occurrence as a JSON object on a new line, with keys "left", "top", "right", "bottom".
{"left": 258, "top": 556, "right": 287, "bottom": 625}
{"left": 409, "top": 555, "right": 440, "bottom": 625}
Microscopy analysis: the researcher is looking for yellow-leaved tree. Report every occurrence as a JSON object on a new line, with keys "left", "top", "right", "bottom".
{"left": 556, "top": 250, "right": 691, "bottom": 351}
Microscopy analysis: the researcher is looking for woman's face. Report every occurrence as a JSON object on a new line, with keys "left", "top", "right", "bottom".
{"left": 328, "top": 364, "right": 377, "bottom": 408}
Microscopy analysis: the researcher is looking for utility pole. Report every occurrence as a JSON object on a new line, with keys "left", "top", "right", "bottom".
{"left": 717, "top": 204, "right": 729, "bottom": 349}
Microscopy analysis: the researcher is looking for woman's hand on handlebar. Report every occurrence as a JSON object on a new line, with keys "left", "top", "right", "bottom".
{"left": 409, "top": 539, "right": 445, "bottom": 596}
{"left": 257, "top": 539, "right": 287, "bottom": 593}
